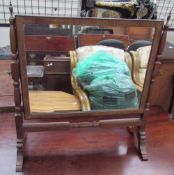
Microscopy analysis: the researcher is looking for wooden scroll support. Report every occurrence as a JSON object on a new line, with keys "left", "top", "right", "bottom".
{"left": 137, "top": 103, "right": 150, "bottom": 161}
{"left": 128, "top": 103, "right": 149, "bottom": 161}
{"left": 9, "top": 2, "right": 24, "bottom": 172}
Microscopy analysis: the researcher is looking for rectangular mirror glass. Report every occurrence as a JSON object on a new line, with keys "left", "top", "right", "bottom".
{"left": 15, "top": 16, "right": 162, "bottom": 118}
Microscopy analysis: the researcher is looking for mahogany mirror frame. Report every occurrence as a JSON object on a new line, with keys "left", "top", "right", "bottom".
{"left": 14, "top": 16, "right": 163, "bottom": 120}
{"left": 10, "top": 15, "right": 165, "bottom": 172}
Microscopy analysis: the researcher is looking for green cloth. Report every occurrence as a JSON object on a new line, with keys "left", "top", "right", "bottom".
{"left": 85, "top": 73, "right": 138, "bottom": 109}
{"left": 73, "top": 50, "right": 138, "bottom": 109}
{"left": 73, "top": 50, "right": 130, "bottom": 86}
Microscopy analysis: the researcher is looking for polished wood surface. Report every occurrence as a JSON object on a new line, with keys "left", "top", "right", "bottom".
{"left": 78, "top": 33, "right": 130, "bottom": 47}
{"left": 44, "top": 56, "right": 70, "bottom": 74}
{"left": 0, "top": 108, "right": 174, "bottom": 174}
{"left": 10, "top": 16, "right": 24, "bottom": 171}
{"left": 25, "top": 35, "right": 75, "bottom": 52}
{"left": 43, "top": 56, "right": 72, "bottom": 92}
{"left": 126, "top": 27, "right": 154, "bottom": 41}
{"left": 29, "top": 91, "right": 81, "bottom": 113}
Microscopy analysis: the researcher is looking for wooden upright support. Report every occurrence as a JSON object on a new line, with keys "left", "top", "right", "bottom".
{"left": 9, "top": 4, "right": 24, "bottom": 171}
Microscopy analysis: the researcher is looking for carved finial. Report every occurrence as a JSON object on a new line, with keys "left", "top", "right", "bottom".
{"left": 9, "top": 1, "right": 13, "bottom": 17}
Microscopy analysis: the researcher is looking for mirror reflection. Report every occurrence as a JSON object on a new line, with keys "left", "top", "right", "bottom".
{"left": 24, "top": 23, "right": 154, "bottom": 113}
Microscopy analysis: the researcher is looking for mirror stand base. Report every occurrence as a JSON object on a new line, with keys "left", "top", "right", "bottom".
{"left": 138, "top": 130, "right": 148, "bottom": 161}
{"left": 127, "top": 126, "right": 148, "bottom": 161}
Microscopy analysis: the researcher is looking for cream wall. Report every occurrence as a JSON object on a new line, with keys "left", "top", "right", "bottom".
{"left": 0, "top": 27, "right": 9, "bottom": 47}
{"left": 0, "top": 0, "right": 81, "bottom": 47}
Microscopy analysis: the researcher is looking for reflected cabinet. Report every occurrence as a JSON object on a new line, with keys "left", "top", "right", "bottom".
{"left": 10, "top": 15, "right": 166, "bottom": 172}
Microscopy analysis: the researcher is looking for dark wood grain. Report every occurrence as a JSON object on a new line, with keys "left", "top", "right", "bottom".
{"left": 1, "top": 109, "right": 174, "bottom": 174}
{"left": 78, "top": 33, "right": 130, "bottom": 47}
{"left": 25, "top": 35, "right": 75, "bottom": 52}
{"left": 11, "top": 63, "right": 20, "bottom": 81}
{"left": 16, "top": 15, "right": 164, "bottom": 27}
{"left": 139, "top": 24, "right": 163, "bottom": 110}
{"left": 44, "top": 56, "right": 70, "bottom": 74}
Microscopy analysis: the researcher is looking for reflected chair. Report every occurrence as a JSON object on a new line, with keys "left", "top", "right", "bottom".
{"left": 70, "top": 45, "right": 136, "bottom": 109}
{"left": 129, "top": 46, "right": 151, "bottom": 92}
{"left": 70, "top": 44, "right": 151, "bottom": 97}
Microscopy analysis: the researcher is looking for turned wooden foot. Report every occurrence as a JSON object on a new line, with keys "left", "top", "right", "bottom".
{"left": 16, "top": 139, "right": 24, "bottom": 172}
{"left": 138, "top": 130, "right": 148, "bottom": 161}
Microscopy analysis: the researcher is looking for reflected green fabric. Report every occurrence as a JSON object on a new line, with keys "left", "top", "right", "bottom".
{"left": 73, "top": 50, "right": 138, "bottom": 109}
{"left": 73, "top": 50, "right": 130, "bottom": 86}
{"left": 85, "top": 73, "right": 138, "bottom": 109}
